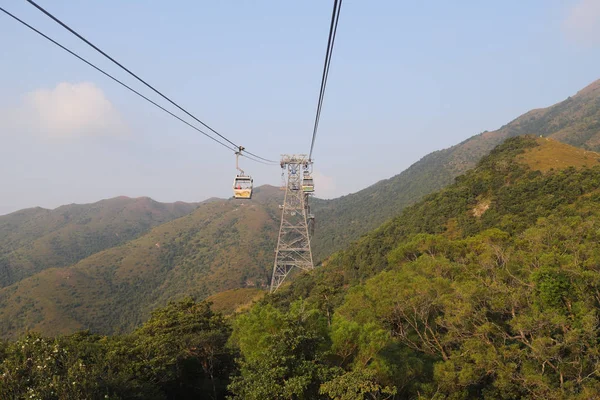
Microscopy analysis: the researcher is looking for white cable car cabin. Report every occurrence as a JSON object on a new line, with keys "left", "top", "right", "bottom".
{"left": 233, "top": 176, "right": 253, "bottom": 199}
{"left": 233, "top": 146, "right": 253, "bottom": 199}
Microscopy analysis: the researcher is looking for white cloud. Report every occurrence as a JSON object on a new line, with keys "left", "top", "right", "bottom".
{"left": 3, "top": 82, "right": 128, "bottom": 138}
{"left": 312, "top": 170, "right": 337, "bottom": 199}
{"left": 563, "top": 0, "right": 600, "bottom": 45}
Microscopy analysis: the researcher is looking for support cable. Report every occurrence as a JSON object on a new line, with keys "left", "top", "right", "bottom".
{"left": 309, "top": 0, "right": 342, "bottom": 161}
{"left": 0, "top": 6, "right": 239, "bottom": 153}
{"left": 25, "top": 0, "right": 277, "bottom": 164}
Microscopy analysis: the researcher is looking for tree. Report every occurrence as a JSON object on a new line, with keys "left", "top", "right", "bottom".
{"left": 228, "top": 301, "right": 332, "bottom": 399}
{"left": 133, "top": 298, "right": 234, "bottom": 399}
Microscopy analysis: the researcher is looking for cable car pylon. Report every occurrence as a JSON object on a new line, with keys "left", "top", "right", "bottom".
{"left": 270, "top": 155, "right": 315, "bottom": 292}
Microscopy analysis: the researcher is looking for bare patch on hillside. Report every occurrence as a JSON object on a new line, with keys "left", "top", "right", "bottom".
{"left": 472, "top": 199, "right": 491, "bottom": 218}
{"left": 207, "top": 288, "right": 265, "bottom": 315}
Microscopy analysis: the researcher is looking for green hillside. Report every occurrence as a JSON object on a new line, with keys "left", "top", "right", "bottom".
{"left": 0, "top": 197, "right": 198, "bottom": 288}
{"left": 0, "top": 186, "right": 282, "bottom": 338}
{"left": 289, "top": 136, "right": 600, "bottom": 294}
{"left": 312, "top": 78, "right": 600, "bottom": 260}
{"left": 5, "top": 137, "right": 600, "bottom": 399}
{"left": 236, "top": 136, "right": 600, "bottom": 398}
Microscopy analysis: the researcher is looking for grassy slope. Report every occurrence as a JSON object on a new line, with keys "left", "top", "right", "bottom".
{"left": 517, "top": 137, "right": 600, "bottom": 171}
{"left": 0, "top": 186, "right": 282, "bottom": 338}
{"left": 0, "top": 197, "right": 198, "bottom": 288}
{"left": 278, "top": 135, "right": 600, "bottom": 302}
{"left": 206, "top": 288, "right": 265, "bottom": 315}
{"left": 311, "top": 79, "right": 600, "bottom": 260}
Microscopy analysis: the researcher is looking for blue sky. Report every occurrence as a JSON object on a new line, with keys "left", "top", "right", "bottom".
{"left": 1, "top": 0, "right": 600, "bottom": 214}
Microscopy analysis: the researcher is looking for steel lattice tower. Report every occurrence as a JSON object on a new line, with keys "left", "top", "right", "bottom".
{"left": 270, "top": 155, "right": 314, "bottom": 292}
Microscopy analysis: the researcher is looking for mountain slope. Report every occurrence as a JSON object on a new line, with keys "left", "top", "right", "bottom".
{"left": 0, "top": 186, "right": 282, "bottom": 338}
{"left": 0, "top": 197, "right": 198, "bottom": 288}
{"left": 258, "top": 136, "right": 600, "bottom": 398}
{"left": 206, "top": 288, "right": 265, "bottom": 315}
{"left": 282, "top": 135, "right": 600, "bottom": 298}
{"left": 312, "top": 79, "right": 600, "bottom": 260}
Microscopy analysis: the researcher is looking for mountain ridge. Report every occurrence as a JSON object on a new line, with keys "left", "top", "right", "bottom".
{"left": 311, "top": 78, "right": 600, "bottom": 260}
{"left": 0, "top": 196, "right": 199, "bottom": 288}
{"left": 0, "top": 193, "right": 282, "bottom": 337}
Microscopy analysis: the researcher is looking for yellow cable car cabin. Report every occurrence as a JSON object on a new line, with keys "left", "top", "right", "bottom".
{"left": 302, "top": 173, "right": 314, "bottom": 193}
{"left": 233, "top": 175, "right": 253, "bottom": 199}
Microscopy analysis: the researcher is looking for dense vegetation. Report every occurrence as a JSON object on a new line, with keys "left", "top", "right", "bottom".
{"left": 0, "top": 298, "right": 233, "bottom": 399}
{"left": 5, "top": 136, "right": 600, "bottom": 398}
{"left": 256, "top": 136, "right": 600, "bottom": 398}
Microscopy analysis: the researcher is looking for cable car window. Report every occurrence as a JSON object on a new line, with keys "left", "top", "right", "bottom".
{"left": 234, "top": 178, "right": 252, "bottom": 190}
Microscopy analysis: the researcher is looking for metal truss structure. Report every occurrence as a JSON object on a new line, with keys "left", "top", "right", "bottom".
{"left": 270, "top": 155, "right": 314, "bottom": 292}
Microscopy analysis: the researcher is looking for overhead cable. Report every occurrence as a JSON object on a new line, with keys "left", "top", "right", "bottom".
{"left": 25, "top": 0, "right": 277, "bottom": 164}
{"left": 0, "top": 6, "right": 240, "bottom": 153}
{"left": 242, "top": 153, "right": 279, "bottom": 166}
{"left": 309, "top": 0, "right": 342, "bottom": 161}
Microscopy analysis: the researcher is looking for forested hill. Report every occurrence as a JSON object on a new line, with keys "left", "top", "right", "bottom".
{"left": 249, "top": 136, "right": 600, "bottom": 398}
{"left": 0, "top": 186, "right": 283, "bottom": 338}
{"left": 311, "top": 78, "right": 600, "bottom": 260}
{"left": 6, "top": 137, "right": 600, "bottom": 398}
{"left": 0, "top": 197, "right": 198, "bottom": 288}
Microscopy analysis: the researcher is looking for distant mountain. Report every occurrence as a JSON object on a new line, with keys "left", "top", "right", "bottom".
{"left": 0, "top": 197, "right": 198, "bottom": 288}
{"left": 0, "top": 186, "right": 282, "bottom": 338}
{"left": 312, "top": 78, "right": 600, "bottom": 260}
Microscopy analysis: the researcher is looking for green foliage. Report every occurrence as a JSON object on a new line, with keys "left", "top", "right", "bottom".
{"left": 228, "top": 301, "right": 332, "bottom": 399}
{"left": 533, "top": 267, "right": 572, "bottom": 310}
{"left": 319, "top": 368, "right": 396, "bottom": 400}
{"left": 258, "top": 136, "right": 600, "bottom": 398}
{"left": 0, "top": 332, "right": 162, "bottom": 400}
{"left": 132, "top": 298, "right": 234, "bottom": 399}
{"left": 0, "top": 299, "right": 233, "bottom": 399}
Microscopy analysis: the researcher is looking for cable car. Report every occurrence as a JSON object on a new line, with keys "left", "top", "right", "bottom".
{"left": 302, "top": 170, "right": 314, "bottom": 193}
{"left": 233, "top": 146, "right": 253, "bottom": 199}
{"left": 233, "top": 175, "right": 253, "bottom": 199}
